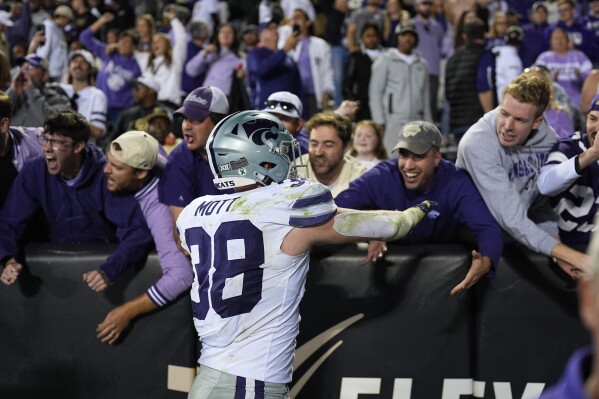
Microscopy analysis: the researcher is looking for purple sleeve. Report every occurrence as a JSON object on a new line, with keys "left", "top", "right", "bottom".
{"left": 247, "top": 49, "right": 289, "bottom": 78}
{"left": 476, "top": 52, "right": 494, "bottom": 93}
{"left": 141, "top": 188, "right": 193, "bottom": 306}
{"left": 451, "top": 172, "right": 504, "bottom": 271}
{"left": 158, "top": 147, "right": 196, "bottom": 208}
{"left": 80, "top": 28, "right": 107, "bottom": 61}
{"left": 99, "top": 191, "right": 154, "bottom": 281}
{"left": 0, "top": 161, "right": 42, "bottom": 264}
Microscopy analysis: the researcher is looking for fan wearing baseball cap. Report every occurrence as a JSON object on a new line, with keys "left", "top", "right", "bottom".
{"left": 0, "top": 110, "right": 154, "bottom": 293}
{"left": 94, "top": 130, "right": 192, "bottom": 345}
{"left": 262, "top": 91, "right": 308, "bottom": 154}
{"left": 60, "top": 50, "right": 108, "bottom": 143}
{"left": 157, "top": 86, "right": 231, "bottom": 229}
{"left": 8, "top": 54, "right": 72, "bottom": 127}
{"left": 369, "top": 22, "right": 433, "bottom": 154}
{"left": 29, "top": 5, "right": 73, "bottom": 81}
{"left": 336, "top": 121, "right": 503, "bottom": 294}
{"left": 538, "top": 94, "right": 599, "bottom": 248}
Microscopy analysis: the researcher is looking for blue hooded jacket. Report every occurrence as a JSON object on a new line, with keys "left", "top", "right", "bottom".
{"left": 0, "top": 145, "right": 153, "bottom": 281}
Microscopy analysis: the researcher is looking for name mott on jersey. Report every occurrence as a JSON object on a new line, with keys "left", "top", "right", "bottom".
{"left": 193, "top": 197, "right": 240, "bottom": 217}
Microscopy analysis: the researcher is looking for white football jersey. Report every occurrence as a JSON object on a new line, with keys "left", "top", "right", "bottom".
{"left": 177, "top": 178, "right": 336, "bottom": 384}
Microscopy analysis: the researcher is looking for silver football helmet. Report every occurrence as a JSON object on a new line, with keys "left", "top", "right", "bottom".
{"left": 207, "top": 110, "right": 300, "bottom": 190}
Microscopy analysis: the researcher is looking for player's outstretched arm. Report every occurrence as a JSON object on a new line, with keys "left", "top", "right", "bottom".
{"left": 332, "top": 201, "right": 433, "bottom": 242}
{"left": 283, "top": 201, "right": 433, "bottom": 256}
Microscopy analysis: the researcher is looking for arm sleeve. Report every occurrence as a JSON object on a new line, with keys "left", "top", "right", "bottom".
{"left": 88, "top": 91, "right": 108, "bottom": 133}
{"left": 99, "top": 194, "right": 154, "bottom": 281}
{"left": 143, "top": 197, "right": 193, "bottom": 306}
{"left": 319, "top": 42, "right": 335, "bottom": 95}
{"left": 335, "top": 171, "right": 380, "bottom": 210}
{"left": 450, "top": 173, "right": 504, "bottom": 270}
{"left": 538, "top": 155, "right": 579, "bottom": 196}
{"left": 0, "top": 162, "right": 42, "bottom": 263}
{"left": 342, "top": 54, "right": 357, "bottom": 100}
{"left": 333, "top": 202, "right": 430, "bottom": 241}
{"left": 185, "top": 49, "right": 211, "bottom": 77}
{"left": 157, "top": 152, "right": 196, "bottom": 207}
{"left": 368, "top": 57, "right": 387, "bottom": 125}
{"left": 458, "top": 139, "right": 558, "bottom": 256}
{"left": 476, "top": 52, "right": 494, "bottom": 93}
{"left": 170, "top": 18, "right": 188, "bottom": 72}
{"left": 79, "top": 28, "right": 107, "bottom": 60}
{"left": 247, "top": 49, "right": 289, "bottom": 78}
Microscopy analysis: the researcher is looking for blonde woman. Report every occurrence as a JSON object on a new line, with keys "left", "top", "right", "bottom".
{"left": 143, "top": 9, "right": 186, "bottom": 108}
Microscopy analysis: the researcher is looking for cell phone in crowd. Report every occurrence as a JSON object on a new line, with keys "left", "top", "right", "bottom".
{"left": 36, "top": 24, "right": 45, "bottom": 35}
{"left": 292, "top": 24, "right": 300, "bottom": 34}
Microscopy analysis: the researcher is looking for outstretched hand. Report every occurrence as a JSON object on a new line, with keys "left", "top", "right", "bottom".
{"left": 450, "top": 250, "right": 490, "bottom": 295}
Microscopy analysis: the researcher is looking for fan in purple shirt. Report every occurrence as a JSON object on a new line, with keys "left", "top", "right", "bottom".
{"left": 336, "top": 121, "right": 504, "bottom": 295}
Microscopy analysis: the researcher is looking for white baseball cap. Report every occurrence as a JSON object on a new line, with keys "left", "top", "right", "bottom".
{"left": 262, "top": 91, "right": 303, "bottom": 119}
{"left": 135, "top": 74, "right": 161, "bottom": 93}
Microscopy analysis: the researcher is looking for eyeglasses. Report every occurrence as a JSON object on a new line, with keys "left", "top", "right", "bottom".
{"left": 38, "top": 135, "right": 74, "bottom": 151}
{"left": 22, "top": 64, "right": 41, "bottom": 71}
{"left": 264, "top": 100, "right": 299, "bottom": 115}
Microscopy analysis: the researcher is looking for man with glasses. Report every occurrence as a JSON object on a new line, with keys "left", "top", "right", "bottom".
{"left": 262, "top": 91, "right": 308, "bottom": 154}
{"left": 7, "top": 54, "right": 72, "bottom": 127}
{"left": 0, "top": 110, "right": 153, "bottom": 290}
{"left": 537, "top": 94, "right": 599, "bottom": 248}
{"left": 158, "top": 86, "right": 231, "bottom": 229}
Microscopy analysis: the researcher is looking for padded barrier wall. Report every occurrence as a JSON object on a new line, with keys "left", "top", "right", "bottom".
{"left": 0, "top": 243, "right": 589, "bottom": 399}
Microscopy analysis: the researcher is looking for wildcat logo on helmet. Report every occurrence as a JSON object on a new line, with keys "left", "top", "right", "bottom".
{"left": 229, "top": 116, "right": 282, "bottom": 146}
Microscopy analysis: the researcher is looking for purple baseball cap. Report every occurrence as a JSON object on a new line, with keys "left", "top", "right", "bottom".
{"left": 175, "top": 86, "right": 229, "bottom": 121}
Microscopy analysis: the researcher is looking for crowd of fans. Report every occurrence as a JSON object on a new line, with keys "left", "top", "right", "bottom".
{"left": 0, "top": 0, "right": 599, "bottom": 343}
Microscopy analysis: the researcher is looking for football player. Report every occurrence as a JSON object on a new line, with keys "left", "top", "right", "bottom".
{"left": 177, "top": 110, "right": 434, "bottom": 398}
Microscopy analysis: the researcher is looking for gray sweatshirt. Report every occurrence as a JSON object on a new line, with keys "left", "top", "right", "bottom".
{"left": 456, "top": 108, "right": 559, "bottom": 256}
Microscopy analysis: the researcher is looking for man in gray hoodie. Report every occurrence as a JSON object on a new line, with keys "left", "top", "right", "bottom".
{"left": 456, "top": 74, "right": 588, "bottom": 279}
{"left": 369, "top": 23, "right": 432, "bottom": 154}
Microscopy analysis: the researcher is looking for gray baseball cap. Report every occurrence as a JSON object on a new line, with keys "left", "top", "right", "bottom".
{"left": 392, "top": 121, "right": 442, "bottom": 155}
